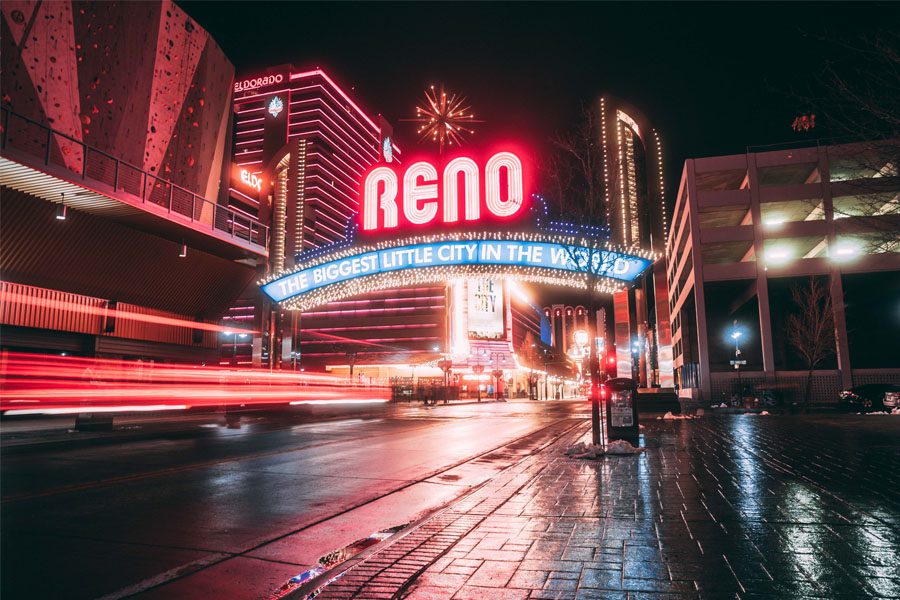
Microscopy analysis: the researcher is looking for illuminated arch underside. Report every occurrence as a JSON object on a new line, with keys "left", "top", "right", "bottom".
{"left": 261, "top": 232, "right": 655, "bottom": 311}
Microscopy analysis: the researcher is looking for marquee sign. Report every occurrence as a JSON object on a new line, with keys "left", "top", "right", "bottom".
{"left": 262, "top": 239, "right": 651, "bottom": 304}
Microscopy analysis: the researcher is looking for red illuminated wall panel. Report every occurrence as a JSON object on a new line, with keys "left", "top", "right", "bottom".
{"left": 1, "top": 0, "right": 233, "bottom": 199}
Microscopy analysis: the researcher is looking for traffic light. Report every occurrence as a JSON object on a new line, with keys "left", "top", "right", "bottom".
{"left": 601, "top": 353, "right": 616, "bottom": 377}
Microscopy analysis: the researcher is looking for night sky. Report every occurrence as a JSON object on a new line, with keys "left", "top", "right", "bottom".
{"left": 181, "top": 1, "right": 892, "bottom": 189}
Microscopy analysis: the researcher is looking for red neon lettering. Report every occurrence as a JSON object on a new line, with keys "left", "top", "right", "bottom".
{"left": 233, "top": 73, "right": 284, "bottom": 93}
{"left": 360, "top": 151, "right": 526, "bottom": 232}
{"left": 403, "top": 162, "right": 439, "bottom": 225}
{"left": 239, "top": 169, "right": 262, "bottom": 192}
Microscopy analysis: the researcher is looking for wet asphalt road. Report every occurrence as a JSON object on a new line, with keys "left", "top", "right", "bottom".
{"left": 1, "top": 400, "right": 585, "bottom": 599}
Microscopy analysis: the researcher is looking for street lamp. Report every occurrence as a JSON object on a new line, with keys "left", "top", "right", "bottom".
{"left": 471, "top": 362, "right": 484, "bottom": 402}
{"left": 490, "top": 351, "right": 504, "bottom": 400}
{"left": 730, "top": 320, "right": 744, "bottom": 405}
{"left": 528, "top": 343, "right": 537, "bottom": 401}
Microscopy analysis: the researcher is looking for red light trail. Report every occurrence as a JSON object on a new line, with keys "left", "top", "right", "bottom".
{"left": 1, "top": 353, "right": 388, "bottom": 415}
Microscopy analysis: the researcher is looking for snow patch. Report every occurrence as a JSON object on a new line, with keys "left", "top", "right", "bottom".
{"left": 565, "top": 440, "right": 644, "bottom": 459}
{"left": 565, "top": 442, "right": 603, "bottom": 459}
{"left": 656, "top": 411, "right": 696, "bottom": 420}
{"left": 606, "top": 440, "right": 644, "bottom": 455}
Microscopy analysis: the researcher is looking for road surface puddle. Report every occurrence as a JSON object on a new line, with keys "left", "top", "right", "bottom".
{"left": 272, "top": 523, "right": 407, "bottom": 598}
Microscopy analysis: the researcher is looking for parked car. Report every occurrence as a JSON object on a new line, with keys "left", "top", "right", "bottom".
{"left": 839, "top": 384, "right": 900, "bottom": 412}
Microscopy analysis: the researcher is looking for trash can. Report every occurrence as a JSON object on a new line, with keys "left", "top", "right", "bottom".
{"left": 605, "top": 377, "right": 639, "bottom": 445}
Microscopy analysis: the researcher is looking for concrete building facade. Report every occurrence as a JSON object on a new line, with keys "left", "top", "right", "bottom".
{"left": 667, "top": 140, "right": 900, "bottom": 405}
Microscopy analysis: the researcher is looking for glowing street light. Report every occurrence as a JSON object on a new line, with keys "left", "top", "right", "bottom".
{"left": 730, "top": 320, "right": 745, "bottom": 404}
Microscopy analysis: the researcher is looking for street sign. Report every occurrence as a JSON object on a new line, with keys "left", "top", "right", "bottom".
{"left": 729, "top": 360, "right": 747, "bottom": 365}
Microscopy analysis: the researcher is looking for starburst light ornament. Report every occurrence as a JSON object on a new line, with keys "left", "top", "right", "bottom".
{"left": 404, "top": 84, "right": 482, "bottom": 154}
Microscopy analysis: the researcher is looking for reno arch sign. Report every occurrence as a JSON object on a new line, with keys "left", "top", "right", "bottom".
{"left": 360, "top": 151, "right": 527, "bottom": 233}
{"left": 260, "top": 145, "right": 655, "bottom": 310}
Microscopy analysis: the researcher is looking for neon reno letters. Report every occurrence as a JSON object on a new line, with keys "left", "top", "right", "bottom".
{"left": 262, "top": 240, "right": 652, "bottom": 303}
{"left": 361, "top": 151, "right": 525, "bottom": 232}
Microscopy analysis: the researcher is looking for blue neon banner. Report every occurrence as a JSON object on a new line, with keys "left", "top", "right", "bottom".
{"left": 262, "top": 241, "right": 652, "bottom": 303}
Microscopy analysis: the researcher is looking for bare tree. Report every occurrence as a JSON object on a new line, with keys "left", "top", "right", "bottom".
{"left": 815, "top": 31, "right": 900, "bottom": 143}
{"left": 543, "top": 102, "right": 624, "bottom": 445}
{"left": 545, "top": 103, "right": 610, "bottom": 231}
{"left": 786, "top": 277, "right": 836, "bottom": 410}
{"left": 791, "top": 30, "right": 900, "bottom": 249}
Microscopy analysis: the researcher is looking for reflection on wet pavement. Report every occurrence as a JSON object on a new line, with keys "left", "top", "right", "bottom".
{"left": 366, "top": 415, "right": 900, "bottom": 599}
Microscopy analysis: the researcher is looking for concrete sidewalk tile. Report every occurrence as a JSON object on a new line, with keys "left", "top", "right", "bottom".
{"left": 473, "top": 535, "right": 508, "bottom": 550}
{"left": 574, "top": 590, "right": 629, "bottom": 600}
{"left": 449, "top": 558, "right": 484, "bottom": 568}
{"left": 442, "top": 565, "right": 477, "bottom": 577}
{"left": 507, "top": 568, "right": 549, "bottom": 589}
{"left": 529, "top": 590, "right": 581, "bottom": 599}
{"left": 451, "top": 586, "right": 529, "bottom": 600}
{"left": 403, "top": 585, "right": 455, "bottom": 599}
{"left": 579, "top": 567, "right": 623, "bottom": 589}
{"left": 543, "top": 573, "right": 580, "bottom": 590}
{"left": 414, "top": 572, "right": 470, "bottom": 589}
{"left": 465, "top": 560, "right": 519, "bottom": 587}
{"left": 465, "top": 548, "right": 526, "bottom": 561}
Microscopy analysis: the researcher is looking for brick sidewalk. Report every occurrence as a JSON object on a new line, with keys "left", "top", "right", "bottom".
{"left": 297, "top": 415, "right": 900, "bottom": 599}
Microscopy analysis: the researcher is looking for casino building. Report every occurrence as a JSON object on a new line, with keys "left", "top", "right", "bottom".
{"left": 1, "top": 1, "right": 265, "bottom": 362}
{"left": 224, "top": 65, "right": 547, "bottom": 388}
{"left": 597, "top": 97, "right": 674, "bottom": 389}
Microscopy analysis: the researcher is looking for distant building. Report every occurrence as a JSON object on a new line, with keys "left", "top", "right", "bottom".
{"left": 597, "top": 97, "right": 673, "bottom": 388}
{"left": 225, "top": 66, "right": 430, "bottom": 369}
{"left": 667, "top": 140, "right": 900, "bottom": 405}
{"left": 225, "top": 67, "right": 547, "bottom": 388}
